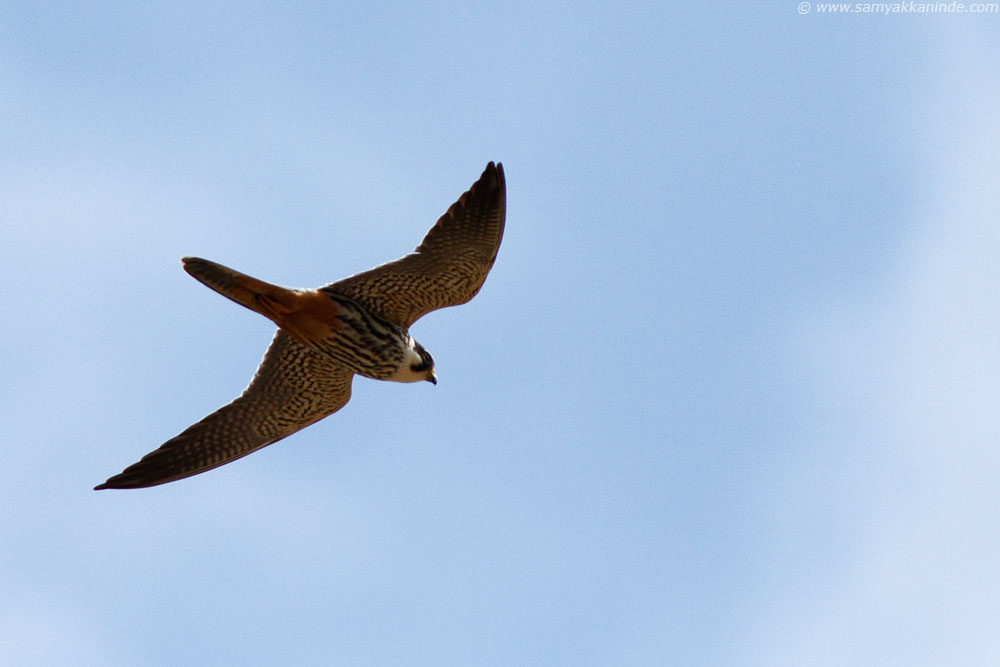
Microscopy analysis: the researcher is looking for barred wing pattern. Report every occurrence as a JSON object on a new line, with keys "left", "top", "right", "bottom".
{"left": 96, "top": 162, "right": 505, "bottom": 490}
{"left": 95, "top": 331, "right": 353, "bottom": 489}
{"left": 327, "top": 162, "right": 506, "bottom": 327}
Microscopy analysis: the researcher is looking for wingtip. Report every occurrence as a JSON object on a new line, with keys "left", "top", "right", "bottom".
{"left": 180, "top": 256, "right": 212, "bottom": 279}
{"left": 484, "top": 161, "right": 504, "bottom": 193}
{"left": 94, "top": 473, "right": 124, "bottom": 490}
{"left": 95, "top": 470, "right": 149, "bottom": 490}
{"left": 93, "top": 475, "right": 154, "bottom": 490}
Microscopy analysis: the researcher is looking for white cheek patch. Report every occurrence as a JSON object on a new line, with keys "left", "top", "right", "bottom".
{"left": 404, "top": 346, "right": 421, "bottom": 368}
{"left": 385, "top": 337, "right": 429, "bottom": 383}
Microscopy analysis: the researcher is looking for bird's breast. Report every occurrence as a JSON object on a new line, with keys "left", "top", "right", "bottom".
{"left": 312, "top": 293, "right": 410, "bottom": 380}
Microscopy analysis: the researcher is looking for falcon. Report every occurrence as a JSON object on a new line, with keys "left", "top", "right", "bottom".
{"left": 96, "top": 162, "right": 505, "bottom": 489}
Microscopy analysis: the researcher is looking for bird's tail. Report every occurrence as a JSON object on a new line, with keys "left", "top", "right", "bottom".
{"left": 182, "top": 257, "right": 341, "bottom": 346}
{"left": 182, "top": 257, "right": 300, "bottom": 319}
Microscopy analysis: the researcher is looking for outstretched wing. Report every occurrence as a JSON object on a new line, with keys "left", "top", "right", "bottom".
{"left": 326, "top": 161, "right": 506, "bottom": 327}
{"left": 95, "top": 331, "right": 353, "bottom": 489}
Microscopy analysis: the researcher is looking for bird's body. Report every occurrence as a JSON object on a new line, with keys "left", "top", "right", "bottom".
{"left": 181, "top": 259, "right": 433, "bottom": 383}
{"left": 96, "top": 162, "right": 505, "bottom": 489}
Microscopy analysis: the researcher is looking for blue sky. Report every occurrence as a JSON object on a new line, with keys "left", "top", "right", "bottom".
{"left": 2, "top": 3, "right": 999, "bottom": 665}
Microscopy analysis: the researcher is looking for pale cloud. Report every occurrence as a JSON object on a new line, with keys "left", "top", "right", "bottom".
{"left": 743, "top": 28, "right": 1000, "bottom": 666}
{"left": 0, "top": 595, "right": 116, "bottom": 667}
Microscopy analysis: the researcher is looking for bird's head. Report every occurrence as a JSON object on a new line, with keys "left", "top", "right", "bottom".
{"left": 411, "top": 340, "right": 437, "bottom": 384}
{"left": 392, "top": 336, "right": 437, "bottom": 384}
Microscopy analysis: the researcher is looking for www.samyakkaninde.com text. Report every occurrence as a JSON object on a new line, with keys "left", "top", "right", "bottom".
{"left": 801, "top": 1, "right": 998, "bottom": 13}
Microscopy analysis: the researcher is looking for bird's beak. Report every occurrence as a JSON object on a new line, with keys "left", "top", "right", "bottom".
{"left": 428, "top": 370, "right": 437, "bottom": 385}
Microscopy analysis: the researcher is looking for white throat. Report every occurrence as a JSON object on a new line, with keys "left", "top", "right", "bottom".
{"left": 388, "top": 336, "right": 428, "bottom": 383}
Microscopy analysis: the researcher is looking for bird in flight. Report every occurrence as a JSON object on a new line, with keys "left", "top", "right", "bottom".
{"left": 96, "top": 162, "right": 505, "bottom": 489}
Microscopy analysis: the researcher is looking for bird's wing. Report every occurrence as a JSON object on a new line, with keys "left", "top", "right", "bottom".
{"left": 95, "top": 331, "right": 353, "bottom": 489}
{"left": 326, "top": 161, "right": 506, "bottom": 327}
